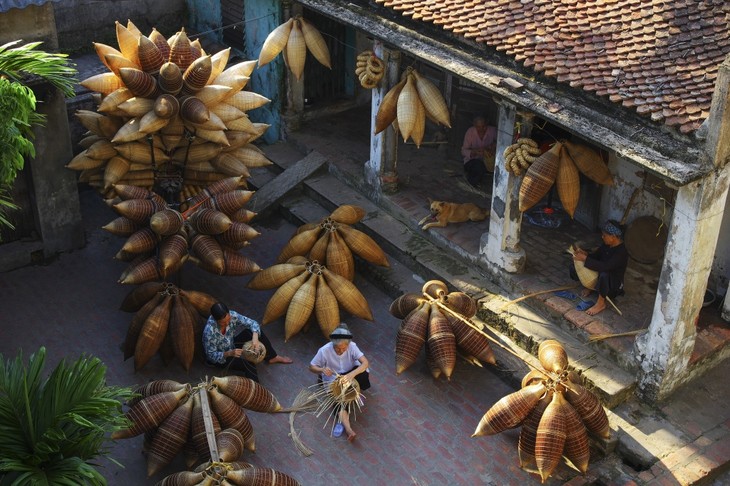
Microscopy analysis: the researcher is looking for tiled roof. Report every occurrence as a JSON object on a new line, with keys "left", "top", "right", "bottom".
{"left": 373, "top": 0, "right": 730, "bottom": 135}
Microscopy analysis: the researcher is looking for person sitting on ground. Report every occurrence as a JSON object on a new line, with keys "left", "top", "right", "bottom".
{"left": 309, "top": 324, "right": 370, "bottom": 442}
{"left": 461, "top": 115, "right": 497, "bottom": 188}
{"left": 203, "top": 302, "right": 292, "bottom": 382}
{"left": 571, "top": 220, "right": 629, "bottom": 316}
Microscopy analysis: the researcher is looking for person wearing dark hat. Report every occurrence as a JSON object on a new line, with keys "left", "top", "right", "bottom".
{"left": 309, "top": 323, "right": 370, "bottom": 442}
{"left": 203, "top": 302, "right": 292, "bottom": 382}
{"left": 571, "top": 220, "right": 629, "bottom": 316}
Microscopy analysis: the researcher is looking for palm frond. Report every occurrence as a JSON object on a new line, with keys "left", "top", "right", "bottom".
{"left": 0, "top": 347, "right": 134, "bottom": 484}
{"left": 0, "top": 41, "right": 78, "bottom": 98}
{"left": 0, "top": 184, "right": 19, "bottom": 238}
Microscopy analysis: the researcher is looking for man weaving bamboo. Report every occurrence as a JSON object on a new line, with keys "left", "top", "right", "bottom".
{"left": 571, "top": 220, "right": 629, "bottom": 316}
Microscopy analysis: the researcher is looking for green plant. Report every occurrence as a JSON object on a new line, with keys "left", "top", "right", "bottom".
{"left": 0, "top": 347, "right": 134, "bottom": 485}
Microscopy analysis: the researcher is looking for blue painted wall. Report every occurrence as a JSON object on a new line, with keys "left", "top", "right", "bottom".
{"left": 244, "top": 0, "right": 282, "bottom": 144}
{"left": 186, "top": 0, "right": 223, "bottom": 44}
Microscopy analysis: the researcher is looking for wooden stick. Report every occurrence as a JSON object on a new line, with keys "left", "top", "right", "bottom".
{"left": 498, "top": 284, "right": 579, "bottom": 312}
{"left": 588, "top": 329, "right": 645, "bottom": 342}
{"left": 605, "top": 296, "right": 623, "bottom": 316}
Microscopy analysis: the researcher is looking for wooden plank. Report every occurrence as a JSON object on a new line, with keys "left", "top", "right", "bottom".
{"left": 247, "top": 150, "right": 328, "bottom": 220}
{"left": 199, "top": 388, "right": 220, "bottom": 463}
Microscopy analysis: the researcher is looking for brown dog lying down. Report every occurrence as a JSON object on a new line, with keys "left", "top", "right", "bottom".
{"left": 418, "top": 199, "right": 489, "bottom": 230}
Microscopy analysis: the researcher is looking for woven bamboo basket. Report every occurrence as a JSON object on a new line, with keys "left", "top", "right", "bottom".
{"left": 300, "top": 17, "right": 331, "bottom": 69}
{"left": 389, "top": 292, "right": 426, "bottom": 319}
{"left": 214, "top": 61, "right": 256, "bottom": 87}
{"left": 225, "top": 468, "right": 299, "bottom": 486}
{"left": 325, "top": 230, "right": 355, "bottom": 281}
{"left": 182, "top": 55, "right": 212, "bottom": 93}
{"left": 216, "top": 222, "right": 260, "bottom": 249}
{"left": 422, "top": 279, "right": 448, "bottom": 299}
{"left": 102, "top": 53, "right": 137, "bottom": 77}
{"left": 286, "top": 19, "right": 306, "bottom": 80}
{"left": 329, "top": 205, "right": 366, "bottom": 225}
{"left": 521, "top": 369, "right": 547, "bottom": 389}
{"left": 337, "top": 222, "right": 389, "bottom": 267}
{"left": 375, "top": 76, "right": 408, "bottom": 134}
{"left": 442, "top": 291, "right": 477, "bottom": 317}
{"left": 121, "top": 227, "right": 159, "bottom": 254}
{"left": 518, "top": 392, "right": 552, "bottom": 469}
{"left": 564, "top": 382, "right": 609, "bottom": 439}
{"left": 258, "top": 18, "right": 294, "bottom": 67}
{"left": 412, "top": 70, "right": 451, "bottom": 128}
{"left": 563, "top": 140, "right": 613, "bottom": 185}
{"left": 226, "top": 90, "right": 271, "bottom": 112}
{"left": 248, "top": 263, "right": 306, "bottom": 290}
{"left": 427, "top": 304, "right": 456, "bottom": 379}
{"left": 194, "top": 85, "right": 232, "bottom": 108}
{"left": 99, "top": 87, "right": 134, "bottom": 113}
{"left": 117, "top": 97, "right": 155, "bottom": 119}
{"left": 223, "top": 131, "right": 253, "bottom": 150}
{"left": 217, "top": 249, "right": 260, "bottom": 276}
{"left": 395, "top": 302, "right": 429, "bottom": 374}
{"left": 225, "top": 114, "right": 256, "bottom": 133}
{"left": 329, "top": 375, "right": 361, "bottom": 405}
{"left": 119, "top": 281, "right": 165, "bottom": 313}
{"left": 561, "top": 395, "right": 590, "bottom": 474}
{"left": 315, "top": 278, "right": 340, "bottom": 337}
{"left": 93, "top": 42, "right": 123, "bottom": 72}
{"left": 102, "top": 156, "right": 131, "bottom": 189}
{"left": 115, "top": 21, "right": 139, "bottom": 65}
{"left": 113, "top": 184, "right": 166, "bottom": 203}
{"left": 212, "top": 375, "right": 282, "bottom": 412}
{"left": 190, "top": 233, "right": 224, "bottom": 274}
{"left": 103, "top": 215, "right": 140, "bottom": 238}
{"left": 169, "top": 30, "right": 196, "bottom": 71}
{"left": 535, "top": 391, "right": 567, "bottom": 482}
{"left": 158, "top": 233, "right": 188, "bottom": 275}
{"left": 112, "top": 387, "right": 188, "bottom": 439}
{"left": 137, "top": 34, "right": 164, "bottom": 74}
{"left": 566, "top": 246, "right": 598, "bottom": 290}
{"left": 158, "top": 470, "right": 204, "bottom": 486}
{"left": 146, "top": 397, "right": 193, "bottom": 477}
{"left": 150, "top": 209, "right": 184, "bottom": 236}
{"left": 239, "top": 341, "right": 266, "bottom": 365}
{"left": 321, "top": 267, "right": 373, "bottom": 320}
{"left": 134, "top": 295, "right": 174, "bottom": 370}
{"left": 119, "top": 256, "right": 162, "bottom": 285}
{"left": 276, "top": 226, "right": 321, "bottom": 263}
{"left": 262, "top": 271, "right": 310, "bottom": 324}
{"left": 80, "top": 72, "right": 124, "bottom": 95}
{"left": 171, "top": 142, "right": 222, "bottom": 164}
{"left": 66, "top": 151, "right": 105, "bottom": 171}
{"left": 308, "top": 231, "right": 330, "bottom": 262}
{"left": 209, "top": 47, "right": 231, "bottom": 81}
{"left": 209, "top": 388, "right": 255, "bottom": 451}
{"left": 556, "top": 149, "right": 580, "bottom": 218}
{"left": 169, "top": 295, "right": 196, "bottom": 371}
{"left": 78, "top": 133, "right": 103, "bottom": 149}
{"left": 472, "top": 382, "right": 546, "bottom": 437}
{"left": 446, "top": 314, "right": 496, "bottom": 365}
{"left": 124, "top": 293, "right": 164, "bottom": 360}
{"left": 205, "top": 189, "right": 254, "bottom": 215}
{"left": 396, "top": 74, "right": 419, "bottom": 141}
{"left": 229, "top": 145, "right": 273, "bottom": 168}
{"left": 158, "top": 61, "right": 183, "bottom": 95}
{"left": 215, "top": 428, "right": 246, "bottom": 463}
{"left": 115, "top": 141, "right": 170, "bottom": 164}
{"left": 285, "top": 273, "right": 318, "bottom": 341}
{"left": 538, "top": 340, "right": 568, "bottom": 374}
{"left": 178, "top": 289, "right": 216, "bottom": 317}
{"left": 138, "top": 111, "right": 169, "bottom": 134}
{"left": 190, "top": 208, "right": 232, "bottom": 235}
{"left": 127, "top": 379, "right": 185, "bottom": 407}
{"left": 210, "top": 153, "right": 252, "bottom": 178}
{"left": 210, "top": 102, "right": 244, "bottom": 122}
{"left": 119, "top": 68, "right": 158, "bottom": 98}
{"left": 519, "top": 142, "right": 562, "bottom": 213}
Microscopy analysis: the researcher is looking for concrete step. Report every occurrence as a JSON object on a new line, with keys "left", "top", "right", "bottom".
{"left": 256, "top": 142, "right": 636, "bottom": 410}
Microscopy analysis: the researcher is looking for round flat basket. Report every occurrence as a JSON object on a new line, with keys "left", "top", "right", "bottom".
{"left": 625, "top": 216, "right": 668, "bottom": 264}
{"left": 241, "top": 341, "right": 266, "bottom": 364}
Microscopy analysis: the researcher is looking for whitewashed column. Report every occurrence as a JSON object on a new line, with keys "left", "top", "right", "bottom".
{"left": 636, "top": 55, "right": 730, "bottom": 401}
{"left": 365, "top": 40, "right": 399, "bottom": 197}
{"left": 483, "top": 101, "right": 525, "bottom": 273}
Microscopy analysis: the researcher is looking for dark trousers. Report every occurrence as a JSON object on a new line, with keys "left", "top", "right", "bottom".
{"left": 210, "top": 329, "right": 278, "bottom": 383}
{"left": 569, "top": 266, "right": 624, "bottom": 299}
{"left": 464, "top": 158, "right": 489, "bottom": 187}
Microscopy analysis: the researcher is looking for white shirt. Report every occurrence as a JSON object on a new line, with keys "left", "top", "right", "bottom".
{"left": 310, "top": 342, "right": 366, "bottom": 383}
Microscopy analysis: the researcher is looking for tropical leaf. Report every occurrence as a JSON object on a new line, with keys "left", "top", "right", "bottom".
{"left": 0, "top": 347, "right": 134, "bottom": 485}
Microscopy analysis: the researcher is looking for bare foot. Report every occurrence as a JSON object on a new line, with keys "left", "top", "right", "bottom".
{"left": 268, "top": 355, "right": 293, "bottom": 364}
{"left": 586, "top": 301, "right": 606, "bottom": 316}
{"left": 347, "top": 431, "right": 357, "bottom": 442}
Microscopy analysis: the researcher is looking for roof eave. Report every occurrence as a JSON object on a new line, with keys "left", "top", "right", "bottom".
{"left": 297, "top": 0, "right": 713, "bottom": 186}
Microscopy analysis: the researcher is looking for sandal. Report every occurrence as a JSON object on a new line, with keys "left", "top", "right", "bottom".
{"left": 576, "top": 300, "right": 595, "bottom": 312}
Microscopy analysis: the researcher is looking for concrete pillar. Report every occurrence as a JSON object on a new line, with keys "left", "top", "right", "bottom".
{"left": 365, "top": 40, "right": 399, "bottom": 198}
{"left": 30, "top": 86, "right": 83, "bottom": 255}
{"left": 636, "top": 54, "right": 730, "bottom": 401}
{"left": 483, "top": 101, "right": 525, "bottom": 273}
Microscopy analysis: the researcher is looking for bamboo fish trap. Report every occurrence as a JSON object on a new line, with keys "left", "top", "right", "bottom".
{"left": 566, "top": 245, "right": 598, "bottom": 290}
